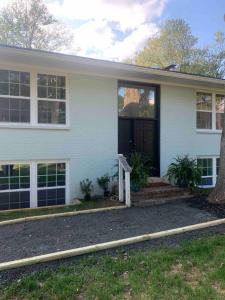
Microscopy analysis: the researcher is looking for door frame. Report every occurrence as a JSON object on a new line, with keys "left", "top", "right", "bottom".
{"left": 117, "top": 80, "right": 161, "bottom": 176}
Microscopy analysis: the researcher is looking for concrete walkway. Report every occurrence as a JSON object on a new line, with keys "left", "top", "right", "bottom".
{"left": 0, "top": 201, "right": 217, "bottom": 263}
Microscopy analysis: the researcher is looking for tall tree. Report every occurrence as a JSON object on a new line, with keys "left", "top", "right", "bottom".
{"left": 0, "top": 0, "right": 73, "bottom": 51}
{"left": 135, "top": 19, "right": 197, "bottom": 71}
{"left": 134, "top": 19, "right": 225, "bottom": 79}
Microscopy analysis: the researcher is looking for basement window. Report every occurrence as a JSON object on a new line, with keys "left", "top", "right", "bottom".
{"left": 197, "top": 157, "right": 220, "bottom": 187}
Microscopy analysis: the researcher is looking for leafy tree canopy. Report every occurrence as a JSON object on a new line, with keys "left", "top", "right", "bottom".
{"left": 133, "top": 19, "right": 225, "bottom": 78}
{"left": 0, "top": 0, "right": 73, "bottom": 51}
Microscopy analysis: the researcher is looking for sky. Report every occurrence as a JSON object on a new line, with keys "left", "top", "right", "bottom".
{"left": 0, "top": 0, "right": 224, "bottom": 61}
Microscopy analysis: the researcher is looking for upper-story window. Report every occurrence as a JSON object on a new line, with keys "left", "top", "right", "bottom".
{"left": 0, "top": 70, "right": 30, "bottom": 123}
{"left": 196, "top": 92, "right": 212, "bottom": 129}
{"left": 216, "top": 94, "right": 225, "bottom": 130}
{"left": 37, "top": 74, "right": 66, "bottom": 124}
{"left": 196, "top": 92, "right": 224, "bottom": 130}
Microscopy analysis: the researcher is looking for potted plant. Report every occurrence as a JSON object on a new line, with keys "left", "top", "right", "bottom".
{"left": 128, "top": 152, "right": 149, "bottom": 192}
{"left": 167, "top": 155, "right": 201, "bottom": 188}
{"left": 97, "top": 174, "right": 110, "bottom": 197}
{"left": 80, "top": 178, "right": 93, "bottom": 200}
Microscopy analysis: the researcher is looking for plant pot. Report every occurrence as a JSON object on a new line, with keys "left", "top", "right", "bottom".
{"left": 104, "top": 189, "right": 110, "bottom": 197}
{"left": 177, "top": 179, "right": 188, "bottom": 188}
{"left": 84, "top": 193, "right": 91, "bottom": 201}
{"left": 131, "top": 181, "right": 141, "bottom": 192}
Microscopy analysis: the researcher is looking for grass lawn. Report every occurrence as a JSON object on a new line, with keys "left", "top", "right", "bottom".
{"left": 0, "top": 199, "right": 121, "bottom": 222}
{"left": 1, "top": 234, "right": 225, "bottom": 300}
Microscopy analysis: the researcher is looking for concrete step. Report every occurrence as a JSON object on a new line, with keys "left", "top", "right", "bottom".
{"left": 131, "top": 186, "right": 189, "bottom": 201}
{"left": 132, "top": 194, "right": 195, "bottom": 207}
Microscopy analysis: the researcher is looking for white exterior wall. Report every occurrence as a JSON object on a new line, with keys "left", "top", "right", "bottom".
{"left": 0, "top": 62, "right": 223, "bottom": 203}
{"left": 0, "top": 72, "right": 118, "bottom": 200}
{"left": 160, "top": 84, "right": 221, "bottom": 177}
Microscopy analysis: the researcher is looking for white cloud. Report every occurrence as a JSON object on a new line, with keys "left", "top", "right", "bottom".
{"left": 48, "top": 0, "right": 166, "bottom": 31}
{"left": 72, "top": 21, "right": 158, "bottom": 60}
{"left": 0, "top": 0, "right": 167, "bottom": 60}
{"left": 48, "top": 0, "right": 167, "bottom": 60}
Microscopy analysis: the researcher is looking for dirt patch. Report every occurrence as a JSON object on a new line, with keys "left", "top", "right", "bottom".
{"left": 187, "top": 196, "right": 225, "bottom": 219}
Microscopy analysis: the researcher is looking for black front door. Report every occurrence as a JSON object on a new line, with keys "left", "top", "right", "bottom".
{"left": 118, "top": 81, "right": 160, "bottom": 176}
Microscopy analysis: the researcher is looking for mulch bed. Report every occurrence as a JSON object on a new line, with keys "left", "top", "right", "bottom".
{"left": 187, "top": 195, "right": 225, "bottom": 219}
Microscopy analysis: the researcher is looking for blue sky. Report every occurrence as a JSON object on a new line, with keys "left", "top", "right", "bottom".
{"left": 1, "top": 0, "right": 224, "bottom": 60}
{"left": 164, "top": 0, "right": 225, "bottom": 47}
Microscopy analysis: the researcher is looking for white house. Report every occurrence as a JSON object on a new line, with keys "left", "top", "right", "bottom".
{"left": 0, "top": 45, "right": 224, "bottom": 210}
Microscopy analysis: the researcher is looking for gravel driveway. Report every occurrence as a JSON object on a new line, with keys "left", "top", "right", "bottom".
{"left": 0, "top": 201, "right": 217, "bottom": 263}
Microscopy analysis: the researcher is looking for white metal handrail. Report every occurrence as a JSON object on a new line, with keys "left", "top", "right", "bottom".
{"left": 118, "top": 154, "right": 132, "bottom": 207}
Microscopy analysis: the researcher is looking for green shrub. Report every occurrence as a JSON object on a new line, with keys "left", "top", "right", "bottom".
{"left": 128, "top": 152, "right": 149, "bottom": 192}
{"left": 80, "top": 179, "right": 93, "bottom": 200}
{"left": 97, "top": 174, "right": 110, "bottom": 197}
{"left": 167, "top": 155, "right": 201, "bottom": 188}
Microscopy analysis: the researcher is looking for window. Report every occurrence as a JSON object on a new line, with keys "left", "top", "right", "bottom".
{"left": 0, "top": 164, "right": 30, "bottom": 210}
{"left": 118, "top": 85, "right": 156, "bottom": 119}
{"left": 216, "top": 95, "right": 225, "bottom": 130}
{"left": 37, "top": 74, "right": 66, "bottom": 124}
{"left": 0, "top": 70, "right": 30, "bottom": 123}
{"left": 196, "top": 92, "right": 225, "bottom": 131}
{"left": 197, "top": 158, "right": 213, "bottom": 186}
{"left": 37, "top": 162, "right": 66, "bottom": 207}
{"left": 197, "top": 157, "right": 220, "bottom": 187}
{"left": 196, "top": 92, "right": 212, "bottom": 129}
{"left": 216, "top": 158, "right": 220, "bottom": 176}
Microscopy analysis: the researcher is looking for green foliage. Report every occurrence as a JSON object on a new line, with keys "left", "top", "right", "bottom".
{"left": 97, "top": 174, "right": 110, "bottom": 196}
{"left": 80, "top": 179, "right": 93, "bottom": 200}
{"left": 134, "top": 18, "right": 225, "bottom": 79}
{"left": 129, "top": 152, "right": 149, "bottom": 191}
{"left": 167, "top": 155, "right": 201, "bottom": 188}
{"left": 0, "top": 0, "right": 73, "bottom": 51}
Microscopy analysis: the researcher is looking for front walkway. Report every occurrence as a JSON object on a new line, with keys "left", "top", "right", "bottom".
{"left": 0, "top": 201, "right": 218, "bottom": 263}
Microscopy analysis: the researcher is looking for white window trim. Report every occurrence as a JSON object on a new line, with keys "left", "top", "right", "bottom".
{"left": 197, "top": 156, "right": 219, "bottom": 188}
{"left": 196, "top": 91, "right": 224, "bottom": 133}
{"left": 0, "top": 66, "right": 70, "bottom": 129}
{"left": 0, "top": 159, "right": 70, "bottom": 209}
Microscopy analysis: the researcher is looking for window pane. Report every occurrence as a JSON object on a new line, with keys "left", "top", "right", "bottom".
{"left": 216, "top": 113, "right": 224, "bottom": 130}
{"left": 57, "top": 76, "right": 65, "bottom": 87}
{"left": 20, "top": 164, "right": 30, "bottom": 176}
{"left": 0, "top": 177, "right": 9, "bottom": 190}
{"left": 197, "top": 111, "right": 212, "bottom": 129}
{"left": 196, "top": 93, "right": 212, "bottom": 111}
{"left": 10, "top": 83, "right": 19, "bottom": 96}
{"left": 57, "top": 175, "right": 65, "bottom": 186}
{"left": 216, "top": 95, "right": 225, "bottom": 113}
{"left": 0, "top": 70, "right": 9, "bottom": 83}
{"left": 57, "top": 88, "right": 66, "bottom": 100}
{"left": 0, "top": 83, "right": 9, "bottom": 95}
{"left": 20, "top": 84, "right": 30, "bottom": 97}
{"left": 10, "top": 164, "right": 19, "bottom": 176}
{"left": 48, "top": 75, "right": 57, "bottom": 87}
{"left": 20, "top": 176, "right": 30, "bottom": 189}
{"left": 10, "top": 177, "right": 20, "bottom": 189}
{"left": 57, "top": 163, "right": 65, "bottom": 175}
{"left": 38, "top": 164, "right": 47, "bottom": 176}
{"left": 38, "top": 100, "right": 66, "bottom": 124}
{"left": 47, "top": 163, "right": 56, "bottom": 174}
{"left": 118, "top": 86, "right": 156, "bottom": 118}
{"left": 38, "top": 175, "right": 47, "bottom": 187}
{"left": 20, "top": 72, "right": 30, "bottom": 85}
{"left": 47, "top": 175, "right": 56, "bottom": 187}
{"left": 200, "top": 177, "right": 213, "bottom": 186}
{"left": 48, "top": 87, "right": 56, "bottom": 99}
{"left": 38, "top": 86, "right": 47, "bottom": 98}
{"left": 38, "top": 74, "right": 48, "bottom": 86}
{"left": 217, "top": 158, "right": 220, "bottom": 176}
{"left": 10, "top": 71, "right": 19, "bottom": 83}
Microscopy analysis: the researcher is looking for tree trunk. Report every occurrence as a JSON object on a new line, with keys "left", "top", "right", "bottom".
{"left": 207, "top": 99, "right": 225, "bottom": 203}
